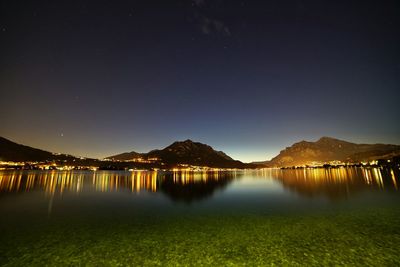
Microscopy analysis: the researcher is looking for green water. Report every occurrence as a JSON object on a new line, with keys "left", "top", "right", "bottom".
{"left": 0, "top": 168, "right": 399, "bottom": 266}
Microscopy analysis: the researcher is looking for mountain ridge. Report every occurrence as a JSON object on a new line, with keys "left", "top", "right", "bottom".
{"left": 106, "top": 151, "right": 142, "bottom": 161}
{"left": 108, "top": 139, "right": 246, "bottom": 168}
{"left": 1, "top": 136, "right": 400, "bottom": 168}
{"left": 263, "top": 136, "right": 400, "bottom": 167}
{"left": 0, "top": 136, "right": 77, "bottom": 162}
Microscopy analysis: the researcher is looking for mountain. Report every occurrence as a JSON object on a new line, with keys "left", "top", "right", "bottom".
{"left": 108, "top": 139, "right": 251, "bottom": 168}
{"left": 146, "top": 140, "right": 238, "bottom": 167}
{"left": 0, "top": 137, "right": 74, "bottom": 162}
{"left": 6, "top": 134, "right": 398, "bottom": 169}
{"left": 265, "top": 137, "right": 400, "bottom": 167}
{"left": 0, "top": 136, "right": 253, "bottom": 168}
{"left": 106, "top": 151, "right": 142, "bottom": 161}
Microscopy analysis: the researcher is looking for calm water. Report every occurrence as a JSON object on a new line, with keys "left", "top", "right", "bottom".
{"left": 0, "top": 167, "right": 399, "bottom": 220}
{"left": 1, "top": 168, "right": 400, "bottom": 265}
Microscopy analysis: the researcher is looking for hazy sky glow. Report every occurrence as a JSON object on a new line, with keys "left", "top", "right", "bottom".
{"left": 1, "top": 0, "right": 399, "bottom": 162}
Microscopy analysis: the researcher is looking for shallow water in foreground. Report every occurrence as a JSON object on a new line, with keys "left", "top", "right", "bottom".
{"left": 0, "top": 168, "right": 399, "bottom": 266}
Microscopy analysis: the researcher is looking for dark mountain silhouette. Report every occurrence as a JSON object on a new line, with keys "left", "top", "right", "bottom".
{"left": 0, "top": 136, "right": 254, "bottom": 168}
{"left": 0, "top": 136, "right": 76, "bottom": 162}
{"left": 106, "top": 151, "right": 142, "bottom": 161}
{"left": 4, "top": 135, "right": 398, "bottom": 169}
{"left": 109, "top": 139, "right": 252, "bottom": 168}
{"left": 146, "top": 140, "right": 238, "bottom": 166}
{"left": 263, "top": 137, "right": 400, "bottom": 167}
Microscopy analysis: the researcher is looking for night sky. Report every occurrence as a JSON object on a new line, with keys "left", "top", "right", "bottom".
{"left": 1, "top": 0, "right": 399, "bottom": 162}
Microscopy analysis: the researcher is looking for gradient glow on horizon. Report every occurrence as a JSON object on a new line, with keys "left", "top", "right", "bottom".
{"left": 0, "top": 1, "right": 399, "bottom": 162}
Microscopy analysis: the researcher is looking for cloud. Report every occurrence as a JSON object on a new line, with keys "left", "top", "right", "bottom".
{"left": 199, "top": 16, "right": 230, "bottom": 36}
{"left": 190, "top": 0, "right": 231, "bottom": 36}
{"left": 192, "top": 0, "right": 206, "bottom": 7}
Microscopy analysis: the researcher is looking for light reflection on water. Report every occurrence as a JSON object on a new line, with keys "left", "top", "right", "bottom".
{"left": 0, "top": 170, "right": 237, "bottom": 196}
{"left": 0, "top": 168, "right": 399, "bottom": 195}
{"left": 0, "top": 167, "right": 398, "bottom": 202}
{"left": 0, "top": 168, "right": 399, "bottom": 220}
{"left": 266, "top": 168, "right": 399, "bottom": 200}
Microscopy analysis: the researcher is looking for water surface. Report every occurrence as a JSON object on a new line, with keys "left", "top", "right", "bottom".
{"left": 1, "top": 167, "right": 399, "bottom": 218}
{"left": 1, "top": 168, "right": 399, "bottom": 265}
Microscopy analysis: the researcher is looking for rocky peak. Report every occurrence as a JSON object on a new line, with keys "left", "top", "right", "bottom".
{"left": 267, "top": 136, "right": 400, "bottom": 167}
{"left": 167, "top": 140, "right": 212, "bottom": 152}
{"left": 316, "top": 136, "right": 340, "bottom": 143}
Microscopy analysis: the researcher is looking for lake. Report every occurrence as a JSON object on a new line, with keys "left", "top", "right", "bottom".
{"left": 1, "top": 168, "right": 400, "bottom": 265}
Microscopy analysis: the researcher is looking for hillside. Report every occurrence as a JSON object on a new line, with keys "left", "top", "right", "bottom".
{"left": 108, "top": 140, "right": 251, "bottom": 168}
{"left": 265, "top": 137, "right": 400, "bottom": 167}
{"left": 146, "top": 140, "right": 241, "bottom": 167}
{"left": 0, "top": 137, "right": 75, "bottom": 162}
{"left": 106, "top": 151, "right": 142, "bottom": 161}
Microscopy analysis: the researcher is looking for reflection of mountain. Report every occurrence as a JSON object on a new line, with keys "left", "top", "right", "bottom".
{"left": 263, "top": 137, "right": 400, "bottom": 167}
{"left": 0, "top": 170, "right": 239, "bottom": 203}
{"left": 271, "top": 167, "right": 399, "bottom": 200}
{"left": 159, "top": 172, "right": 238, "bottom": 203}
